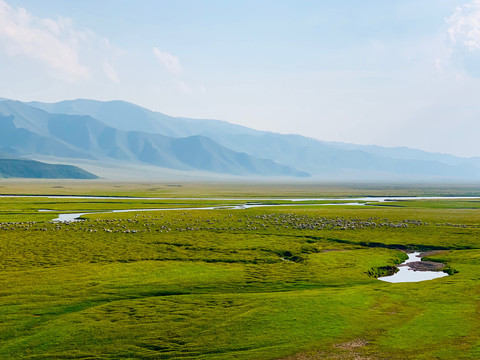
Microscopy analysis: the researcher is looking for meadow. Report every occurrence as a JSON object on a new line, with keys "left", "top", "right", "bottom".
{"left": 0, "top": 181, "right": 479, "bottom": 359}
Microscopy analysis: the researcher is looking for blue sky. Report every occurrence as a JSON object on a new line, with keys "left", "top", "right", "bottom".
{"left": 1, "top": 0, "right": 480, "bottom": 157}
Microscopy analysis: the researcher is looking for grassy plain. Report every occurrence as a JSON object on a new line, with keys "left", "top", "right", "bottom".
{"left": 0, "top": 181, "right": 479, "bottom": 359}
{"left": 2, "top": 178, "right": 480, "bottom": 197}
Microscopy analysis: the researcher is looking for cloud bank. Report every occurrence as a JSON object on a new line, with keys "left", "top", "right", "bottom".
{"left": 0, "top": 0, "right": 122, "bottom": 83}
{"left": 0, "top": 0, "right": 89, "bottom": 81}
{"left": 448, "top": 0, "right": 480, "bottom": 50}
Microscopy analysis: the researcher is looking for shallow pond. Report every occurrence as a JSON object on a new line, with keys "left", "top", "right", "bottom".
{"left": 378, "top": 252, "right": 449, "bottom": 283}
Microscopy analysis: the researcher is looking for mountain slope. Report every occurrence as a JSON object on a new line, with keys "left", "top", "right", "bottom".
{"left": 0, "top": 100, "right": 306, "bottom": 177}
{"left": 29, "top": 99, "right": 259, "bottom": 138}
{"left": 0, "top": 159, "right": 98, "bottom": 179}
{"left": 27, "top": 98, "right": 480, "bottom": 179}
{"left": 210, "top": 132, "right": 480, "bottom": 178}
{"left": 0, "top": 149, "right": 18, "bottom": 159}
{"left": 170, "top": 136, "right": 308, "bottom": 176}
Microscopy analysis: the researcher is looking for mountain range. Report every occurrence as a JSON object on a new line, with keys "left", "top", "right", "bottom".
{"left": 0, "top": 97, "right": 479, "bottom": 180}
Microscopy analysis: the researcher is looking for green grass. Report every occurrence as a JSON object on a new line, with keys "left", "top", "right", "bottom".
{"left": 0, "top": 183, "right": 480, "bottom": 359}
{"left": 2, "top": 179, "right": 480, "bottom": 197}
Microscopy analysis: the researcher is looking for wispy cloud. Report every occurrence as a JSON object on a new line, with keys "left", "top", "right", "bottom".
{"left": 153, "top": 47, "right": 183, "bottom": 75}
{"left": 447, "top": 0, "right": 480, "bottom": 50}
{"left": 0, "top": 0, "right": 89, "bottom": 81}
{"left": 103, "top": 61, "right": 120, "bottom": 83}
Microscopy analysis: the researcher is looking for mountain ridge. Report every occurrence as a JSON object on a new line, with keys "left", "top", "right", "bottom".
{"left": 0, "top": 158, "right": 98, "bottom": 179}
{"left": 0, "top": 99, "right": 307, "bottom": 178}
{"left": 29, "top": 98, "right": 478, "bottom": 162}
{"left": 1, "top": 97, "right": 478, "bottom": 180}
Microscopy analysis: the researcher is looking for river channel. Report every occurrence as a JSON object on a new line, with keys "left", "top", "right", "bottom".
{"left": 14, "top": 195, "right": 459, "bottom": 282}
{"left": 1, "top": 194, "right": 478, "bottom": 222}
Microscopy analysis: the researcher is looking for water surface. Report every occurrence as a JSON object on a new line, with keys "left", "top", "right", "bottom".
{"left": 378, "top": 252, "right": 448, "bottom": 283}
{"left": 40, "top": 195, "right": 480, "bottom": 222}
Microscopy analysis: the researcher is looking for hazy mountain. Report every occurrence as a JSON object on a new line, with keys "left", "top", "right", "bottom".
{"left": 0, "top": 117, "right": 98, "bottom": 179}
{"left": 0, "top": 149, "right": 18, "bottom": 159}
{"left": 27, "top": 98, "right": 480, "bottom": 180}
{"left": 29, "top": 99, "right": 260, "bottom": 138}
{"left": 0, "top": 159, "right": 98, "bottom": 179}
{"left": 169, "top": 135, "right": 307, "bottom": 176}
{"left": 210, "top": 133, "right": 480, "bottom": 178}
{"left": 0, "top": 100, "right": 306, "bottom": 177}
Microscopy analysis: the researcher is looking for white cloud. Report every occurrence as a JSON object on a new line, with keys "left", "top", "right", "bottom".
{"left": 447, "top": 0, "right": 480, "bottom": 50}
{"left": 103, "top": 61, "right": 120, "bottom": 83}
{"left": 0, "top": 0, "right": 89, "bottom": 81}
{"left": 153, "top": 47, "right": 183, "bottom": 75}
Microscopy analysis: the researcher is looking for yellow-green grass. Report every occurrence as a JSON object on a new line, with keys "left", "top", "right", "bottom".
{"left": 2, "top": 179, "right": 480, "bottom": 197}
{"left": 0, "top": 190, "right": 480, "bottom": 359}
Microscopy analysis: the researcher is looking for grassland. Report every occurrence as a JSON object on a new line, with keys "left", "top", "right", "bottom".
{"left": 0, "top": 181, "right": 479, "bottom": 359}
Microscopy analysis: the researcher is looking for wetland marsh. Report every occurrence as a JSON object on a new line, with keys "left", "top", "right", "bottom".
{"left": 0, "top": 181, "right": 479, "bottom": 359}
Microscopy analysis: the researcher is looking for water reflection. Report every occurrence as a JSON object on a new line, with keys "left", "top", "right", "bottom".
{"left": 378, "top": 252, "right": 448, "bottom": 283}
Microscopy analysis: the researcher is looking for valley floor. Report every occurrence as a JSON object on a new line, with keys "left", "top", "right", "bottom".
{"left": 0, "top": 181, "right": 479, "bottom": 359}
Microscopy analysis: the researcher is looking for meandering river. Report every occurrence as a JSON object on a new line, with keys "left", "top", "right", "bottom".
{"left": 2, "top": 194, "right": 479, "bottom": 222}
{"left": 13, "top": 195, "right": 457, "bottom": 282}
